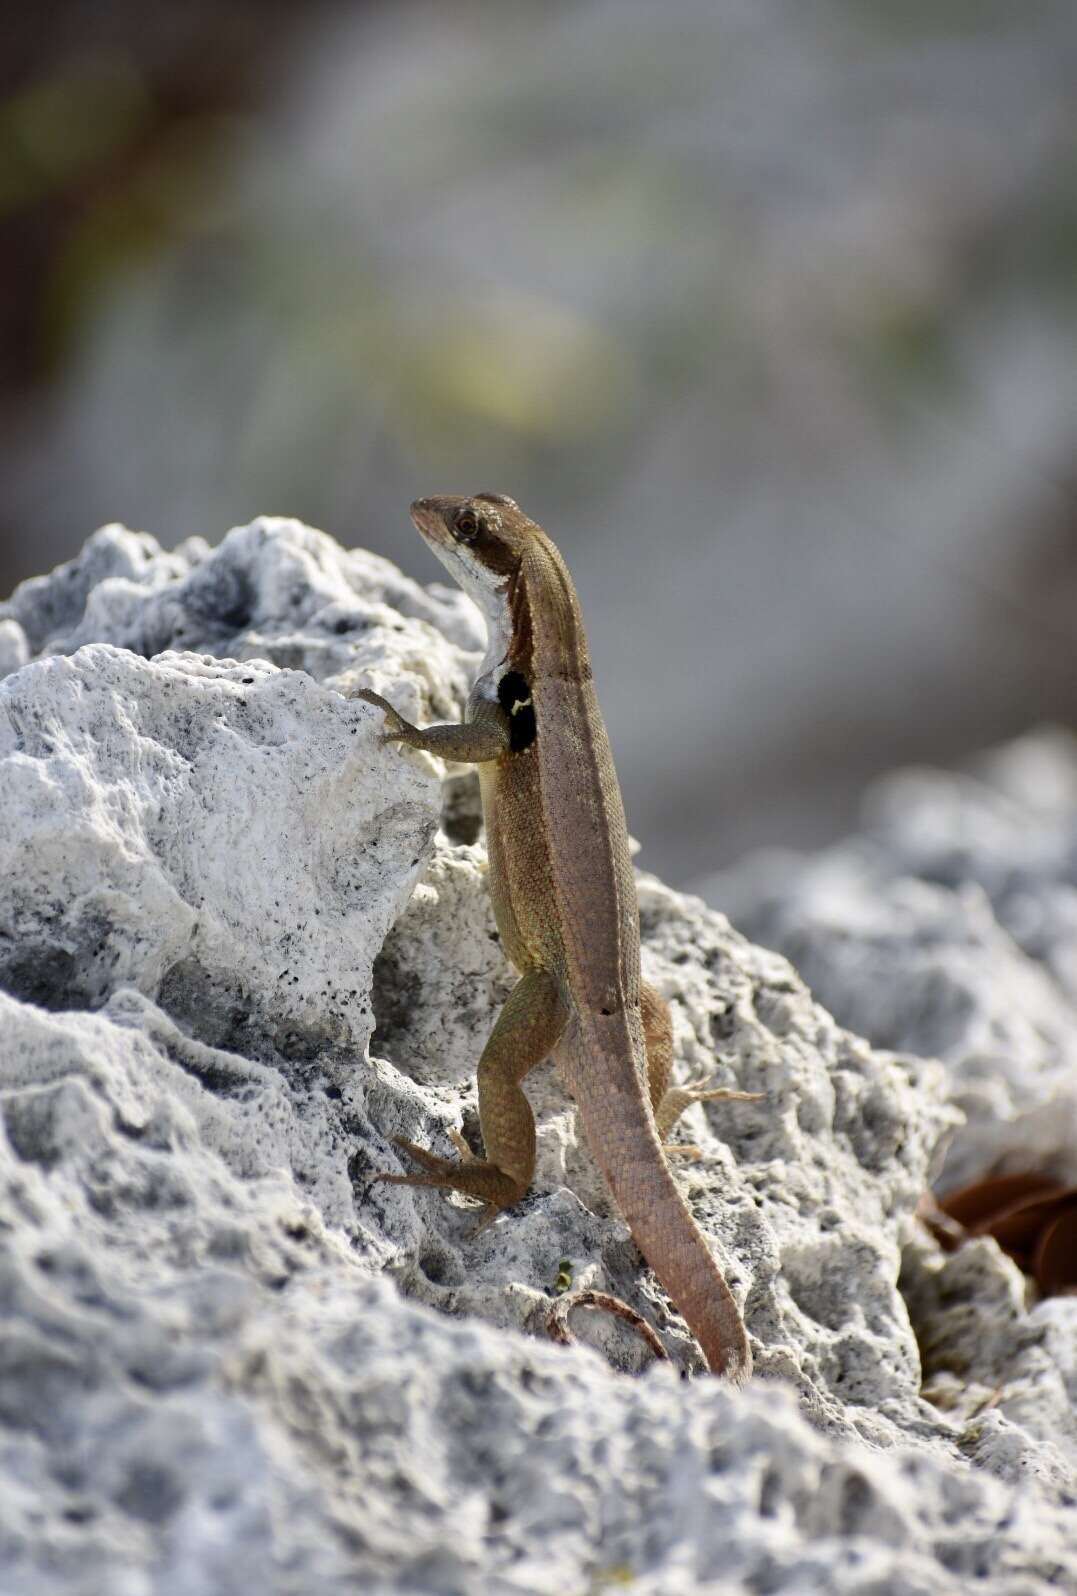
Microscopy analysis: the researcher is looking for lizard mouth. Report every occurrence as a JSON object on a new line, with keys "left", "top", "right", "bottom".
{"left": 409, "top": 496, "right": 453, "bottom": 545}
{"left": 409, "top": 496, "right": 476, "bottom": 588}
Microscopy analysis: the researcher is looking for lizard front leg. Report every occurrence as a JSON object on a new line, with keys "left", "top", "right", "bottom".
{"left": 374, "top": 967, "right": 569, "bottom": 1227}
{"left": 643, "top": 982, "right": 762, "bottom": 1157}
{"left": 354, "top": 688, "right": 509, "bottom": 763}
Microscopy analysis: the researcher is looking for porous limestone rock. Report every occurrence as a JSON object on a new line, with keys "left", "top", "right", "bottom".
{"left": 712, "top": 728, "right": 1077, "bottom": 1515}
{"left": 711, "top": 729, "right": 1077, "bottom": 1194}
{"left": 0, "top": 646, "right": 431, "bottom": 1061}
{"left": 0, "top": 522, "right": 1074, "bottom": 1595}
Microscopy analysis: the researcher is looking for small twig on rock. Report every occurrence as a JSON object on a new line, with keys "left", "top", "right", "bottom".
{"left": 546, "top": 1289, "right": 669, "bottom": 1364}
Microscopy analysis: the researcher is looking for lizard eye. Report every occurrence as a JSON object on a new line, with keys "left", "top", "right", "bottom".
{"left": 453, "top": 509, "right": 479, "bottom": 543}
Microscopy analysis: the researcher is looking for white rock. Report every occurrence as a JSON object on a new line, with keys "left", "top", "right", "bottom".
{"left": 0, "top": 645, "right": 434, "bottom": 1060}
{"left": 710, "top": 730, "right": 1077, "bottom": 1190}
{"left": 369, "top": 849, "right": 955, "bottom": 1437}
{"left": 0, "top": 617, "right": 29, "bottom": 677}
{"left": 0, "top": 522, "right": 1074, "bottom": 1594}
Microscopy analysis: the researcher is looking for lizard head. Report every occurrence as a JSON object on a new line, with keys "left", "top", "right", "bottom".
{"left": 409, "top": 493, "right": 536, "bottom": 608}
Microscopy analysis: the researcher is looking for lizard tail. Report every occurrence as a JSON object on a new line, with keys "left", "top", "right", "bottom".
{"left": 565, "top": 1022, "right": 753, "bottom": 1383}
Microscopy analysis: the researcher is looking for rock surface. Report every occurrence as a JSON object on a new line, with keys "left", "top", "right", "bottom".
{"left": 0, "top": 522, "right": 1074, "bottom": 1594}
{"left": 711, "top": 729, "right": 1077, "bottom": 1195}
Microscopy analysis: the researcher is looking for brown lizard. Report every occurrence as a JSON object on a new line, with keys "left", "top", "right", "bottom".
{"left": 358, "top": 494, "right": 754, "bottom": 1380}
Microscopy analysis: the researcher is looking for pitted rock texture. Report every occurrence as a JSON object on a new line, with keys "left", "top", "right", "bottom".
{"left": 0, "top": 517, "right": 483, "bottom": 689}
{"left": 0, "top": 646, "right": 434, "bottom": 1059}
{"left": 0, "top": 522, "right": 1075, "bottom": 1594}
{"left": 711, "top": 727, "right": 1077, "bottom": 1514}
{"left": 710, "top": 729, "right": 1077, "bottom": 1193}
{"left": 370, "top": 849, "right": 953, "bottom": 1446}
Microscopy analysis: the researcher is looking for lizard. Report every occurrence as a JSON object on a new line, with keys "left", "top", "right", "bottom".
{"left": 357, "top": 493, "right": 754, "bottom": 1381}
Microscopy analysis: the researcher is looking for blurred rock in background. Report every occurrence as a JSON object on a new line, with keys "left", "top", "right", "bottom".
{"left": 2, "top": 0, "right": 1075, "bottom": 882}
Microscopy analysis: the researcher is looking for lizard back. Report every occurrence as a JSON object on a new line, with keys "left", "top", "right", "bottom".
{"left": 481, "top": 533, "right": 640, "bottom": 1021}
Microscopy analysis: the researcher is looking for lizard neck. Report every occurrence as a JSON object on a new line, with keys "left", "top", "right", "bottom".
{"left": 508, "top": 535, "right": 592, "bottom": 691}
{"left": 472, "top": 532, "right": 589, "bottom": 701}
{"left": 472, "top": 583, "right": 514, "bottom": 702}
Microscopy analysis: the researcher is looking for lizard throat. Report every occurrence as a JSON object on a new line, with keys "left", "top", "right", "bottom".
{"left": 473, "top": 582, "right": 516, "bottom": 700}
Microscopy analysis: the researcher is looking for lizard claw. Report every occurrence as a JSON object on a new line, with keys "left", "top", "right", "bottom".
{"left": 353, "top": 687, "right": 409, "bottom": 741}
{"left": 468, "top": 1204, "right": 504, "bottom": 1238}
{"left": 656, "top": 1071, "right": 765, "bottom": 1141}
{"left": 389, "top": 1135, "right": 457, "bottom": 1175}
{"left": 369, "top": 1133, "right": 524, "bottom": 1226}
{"left": 448, "top": 1127, "right": 480, "bottom": 1164}
{"left": 369, "top": 1136, "right": 456, "bottom": 1184}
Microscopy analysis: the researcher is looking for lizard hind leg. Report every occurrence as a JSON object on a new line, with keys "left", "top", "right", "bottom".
{"left": 642, "top": 981, "right": 763, "bottom": 1159}
{"left": 372, "top": 967, "right": 569, "bottom": 1229}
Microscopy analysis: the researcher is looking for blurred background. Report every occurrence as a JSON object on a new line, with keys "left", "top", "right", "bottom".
{"left": 2, "top": 0, "right": 1075, "bottom": 888}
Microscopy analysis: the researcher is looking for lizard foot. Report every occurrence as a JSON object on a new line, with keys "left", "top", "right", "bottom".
{"left": 372, "top": 1135, "right": 525, "bottom": 1229}
{"left": 352, "top": 687, "right": 414, "bottom": 744}
{"left": 656, "top": 1071, "right": 765, "bottom": 1142}
{"left": 447, "top": 1127, "right": 479, "bottom": 1162}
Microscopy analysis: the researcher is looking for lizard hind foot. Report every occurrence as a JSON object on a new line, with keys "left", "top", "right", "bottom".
{"left": 446, "top": 1129, "right": 506, "bottom": 1234}
{"left": 373, "top": 1135, "right": 526, "bottom": 1225}
{"left": 656, "top": 1072, "right": 765, "bottom": 1142}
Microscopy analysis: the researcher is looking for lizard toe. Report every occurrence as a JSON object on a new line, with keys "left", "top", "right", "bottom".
{"left": 389, "top": 1136, "right": 457, "bottom": 1175}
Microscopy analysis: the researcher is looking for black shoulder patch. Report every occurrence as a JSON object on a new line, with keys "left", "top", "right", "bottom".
{"left": 498, "top": 669, "right": 537, "bottom": 752}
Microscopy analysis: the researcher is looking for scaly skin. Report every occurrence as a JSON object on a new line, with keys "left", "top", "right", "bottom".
{"left": 360, "top": 493, "right": 753, "bottom": 1381}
